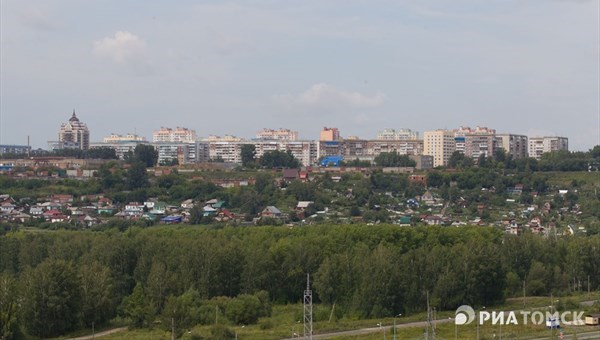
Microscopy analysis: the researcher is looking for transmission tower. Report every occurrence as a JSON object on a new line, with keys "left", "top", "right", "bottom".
{"left": 424, "top": 291, "right": 436, "bottom": 340}
{"left": 303, "top": 273, "right": 313, "bottom": 339}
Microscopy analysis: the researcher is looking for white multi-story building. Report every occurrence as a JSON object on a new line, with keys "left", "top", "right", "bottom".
{"left": 424, "top": 129, "right": 456, "bottom": 167}
{"left": 89, "top": 133, "right": 150, "bottom": 159}
{"left": 496, "top": 134, "right": 528, "bottom": 159}
{"left": 0, "top": 145, "right": 31, "bottom": 155}
{"left": 202, "top": 135, "right": 244, "bottom": 142}
{"left": 256, "top": 128, "right": 299, "bottom": 141}
{"left": 453, "top": 126, "right": 496, "bottom": 157}
{"left": 208, "top": 140, "right": 317, "bottom": 166}
{"left": 103, "top": 133, "right": 146, "bottom": 143}
{"left": 154, "top": 142, "right": 190, "bottom": 165}
{"left": 56, "top": 111, "right": 90, "bottom": 150}
{"left": 90, "top": 140, "right": 150, "bottom": 160}
{"left": 376, "top": 128, "right": 419, "bottom": 140}
{"left": 316, "top": 139, "right": 423, "bottom": 164}
{"left": 209, "top": 142, "right": 245, "bottom": 163}
{"left": 153, "top": 127, "right": 197, "bottom": 143}
{"left": 528, "top": 136, "right": 569, "bottom": 160}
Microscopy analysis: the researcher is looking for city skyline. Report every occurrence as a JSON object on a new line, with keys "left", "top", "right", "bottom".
{"left": 1, "top": 0, "right": 598, "bottom": 150}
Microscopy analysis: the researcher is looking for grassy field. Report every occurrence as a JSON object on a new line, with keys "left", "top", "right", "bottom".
{"left": 90, "top": 292, "right": 600, "bottom": 340}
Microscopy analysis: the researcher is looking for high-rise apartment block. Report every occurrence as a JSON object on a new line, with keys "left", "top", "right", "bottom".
{"left": 320, "top": 127, "right": 341, "bottom": 141}
{"left": 453, "top": 126, "right": 496, "bottom": 159}
{"left": 55, "top": 111, "right": 90, "bottom": 150}
{"left": 91, "top": 134, "right": 149, "bottom": 160}
{"left": 256, "top": 128, "right": 299, "bottom": 141}
{"left": 317, "top": 139, "right": 423, "bottom": 164}
{"left": 376, "top": 128, "right": 419, "bottom": 140}
{"left": 153, "top": 127, "right": 197, "bottom": 143}
{"left": 528, "top": 136, "right": 569, "bottom": 160}
{"left": 424, "top": 130, "right": 456, "bottom": 167}
{"left": 496, "top": 134, "right": 528, "bottom": 159}
{"left": 209, "top": 140, "right": 317, "bottom": 166}
{"left": 103, "top": 133, "right": 146, "bottom": 143}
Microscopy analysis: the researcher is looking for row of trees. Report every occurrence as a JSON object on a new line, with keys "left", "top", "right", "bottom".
{"left": 241, "top": 145, "right": 301, "bottom": 168}
{"left": 1, "top": 226, "right": 598, "bottom": 338}
{"left": 0, "top": 147, "right": 118, "bottom": 160}
{"left": 447, "top": 146, "right": 600, "bottom": 172}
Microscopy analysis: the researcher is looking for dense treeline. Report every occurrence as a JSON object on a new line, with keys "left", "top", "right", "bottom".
{"left": 0, "top": 147, "right": 118, "bottom": 160}
{"left": 1, "top": 226, "right": 598, "bottom": 338}
{"left": 448, "top": 146, "right": 600, "bottom": 172}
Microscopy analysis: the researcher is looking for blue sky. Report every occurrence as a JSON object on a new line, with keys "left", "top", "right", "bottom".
{"left": 1, "top": 0, "right": 598, "bottom": 150}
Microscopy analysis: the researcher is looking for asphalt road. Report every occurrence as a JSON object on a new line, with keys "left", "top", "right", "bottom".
{"left": 283, "top": 318, "right": 454, "bottom": 340}
{"left": 284, "top": 299, "right": 600, "bottom": 340}
{"left": 68, "top": 327, "right": 128, "bottom": 340}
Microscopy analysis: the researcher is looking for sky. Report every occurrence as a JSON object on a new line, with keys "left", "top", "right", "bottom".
{"left": 1, "top": 0, "right": 599, "bottom": 150}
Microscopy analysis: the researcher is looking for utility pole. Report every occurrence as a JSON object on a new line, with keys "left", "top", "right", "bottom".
{"left": 303, "top": 274, "right": 313, "bottom": 340}
{"left": 171, "top": 317, "right": 175, "bottom": 340}
{"left": 588, "top": 275, "right": 591, "bottom": 299}
{"left": 425, "top": 292, "right": 435, "bottom": 340}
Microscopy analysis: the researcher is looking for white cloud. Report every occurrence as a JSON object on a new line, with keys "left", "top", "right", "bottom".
{"left": 93, "top": 31, "right": 147, "bottom": 65}
{"left": 273, "top": 83, "right": 385, "bottom": 111}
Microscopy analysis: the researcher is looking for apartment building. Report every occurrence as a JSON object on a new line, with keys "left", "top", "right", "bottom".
{"left": 376, "top": 128, "right": 419, "bottom": 140}
{"left": 153, "top": 127, "right": 197, "bottom": 143}
{"left": 0, "top": 145, "right": 31, "bottom": 155}
{"left": 154, "top": 142, "right": 190, "bottom": 165}
{"left": 103, "top": 133, "right": 146, "bottom": 143}
{"left": 465, "top": 134, "right": 496, "bottom": 160}
{"left": 317, "top": 139, "right": 423, "bottom": 163}
{"left": 528, "top": 136, "right": 569, "bottom": 160}
{"left": 209, "top": 142, "right": 243, "bottom": 163}
{"left": 209, "top": 140, "right": 317, "bottom": 166}
{"left": 496, "top": 134, "right": 528, "bottom": 159}
{"left": 453, "top": 126, "right": 496, "bottom": 159}
{"left": 256, "top": 128, "right": 299, "bottom": 141}
{"left": 89, "top": 133, "right": 149, "bottom": 159}
{"left": 424, "top": 130, "right": 456, "bottom": 167}
{"left": 56, "top": 111, "right": 90, "bottom": 150}
{"left": 320, "top": 127, "right": 341, "bottom": 141}
{"left": 368, "top": 140, "right": 423, "bottom": 156}
{"left": 90, "top": 140, "right": 149, "bottom": 160}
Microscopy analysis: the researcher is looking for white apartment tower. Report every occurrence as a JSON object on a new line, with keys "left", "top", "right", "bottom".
{"left": 528, "top": 136, "right": 569, "bottom": 160}
{"left": 153, "top": 127, "right": 197, "bottom": 143}
{"left": 376, "top": 128, "right": 419, "bottom": 140}
{"left": 256, "top": 128, "right": 299, "bottom": 141}
{"left": 424, "top": 130, "right": 456, "bottom": 167}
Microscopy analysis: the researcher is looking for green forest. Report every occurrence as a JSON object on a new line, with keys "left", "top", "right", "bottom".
{"left": 0, "top": 225, "right": 598, "bottom": 338}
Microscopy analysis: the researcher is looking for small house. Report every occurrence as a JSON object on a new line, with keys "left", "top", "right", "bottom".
{"left": 261, "top": 206, "right": 282, "bottom": 218}
{"left": 585, "top": 313, "right": 600, "bottom": 326}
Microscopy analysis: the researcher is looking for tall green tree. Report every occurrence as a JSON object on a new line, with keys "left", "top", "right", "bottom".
{"left": 259, "top": 150, "right": 300, "bottom": 168}
{"left": 448, "top": 151, "right": 473, "bottom": 168}
{"left": 241, "top": 144, "right": 256, "bottom": 167}
{"left": 21, "top": 259, "right": 82, "bottom": 337}
{"left": 79, "top": 262, "right": 117, "bottom": 327}
{"left": 0, "top": 272, "right": 21, "bottom": 339}
{"left": 133, "top": 144, "right": 158, "bottom": 167}
{"left": 87, "top": 147, "right": 118, "bottom": 159}
{"left": 121, "top": 283, "right": 153, "bottom": 328}
{"left": 373, "top": 152, "right": 416, "bottom": 167}
{"left": 127, "top": 162, "right": 149, "bottom": 190}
